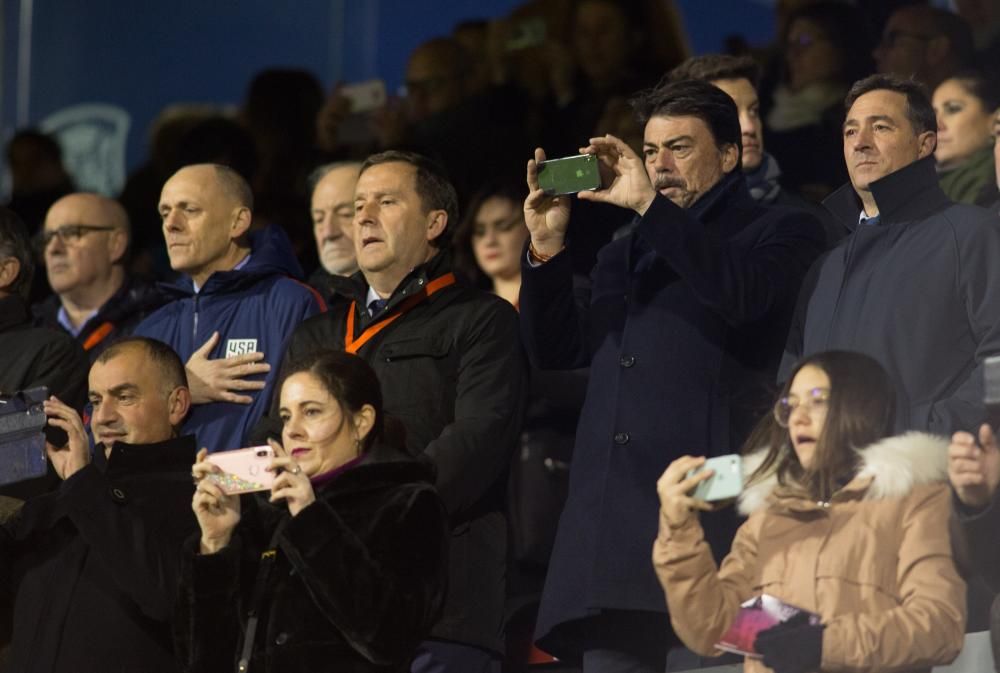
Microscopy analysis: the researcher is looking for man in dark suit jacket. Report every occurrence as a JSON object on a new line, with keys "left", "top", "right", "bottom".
{"left": 519, "top": 79, "right": 825, "bottom": 672}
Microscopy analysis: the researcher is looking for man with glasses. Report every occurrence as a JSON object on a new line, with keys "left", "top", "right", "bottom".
{"left": 874, "top": 5, "right": 975, "bottom": 92}
{"left": 33, "top": 193, "right": 165, "bottom": 361}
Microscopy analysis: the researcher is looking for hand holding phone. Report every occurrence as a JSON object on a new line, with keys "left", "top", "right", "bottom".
{"left": 686, "top": 454, "right": 743, "bottom": 502}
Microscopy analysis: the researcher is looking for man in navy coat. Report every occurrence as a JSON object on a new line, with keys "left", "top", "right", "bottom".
{"left": 519, "top": 79, "right": 826, "bottom": 672}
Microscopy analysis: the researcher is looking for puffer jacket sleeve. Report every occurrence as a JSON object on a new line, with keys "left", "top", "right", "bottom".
{"left": 821, "top": 483, "right": 966, "bottom": 672}
{"left": 278, "top": 483, "right": 449, "bottom": 666}
{"left": 652, "top": 508, "right": 761, "bottom": 656}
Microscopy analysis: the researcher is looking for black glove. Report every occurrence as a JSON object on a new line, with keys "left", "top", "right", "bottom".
{"left": 754, "top": 612, "right": 824, "bottom": 673}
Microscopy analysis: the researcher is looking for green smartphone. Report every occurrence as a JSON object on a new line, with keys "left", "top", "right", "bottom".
{"left": 687, "top": 454, "right": 743, "bottom": 502}
{"left": 537, "top": 154, "right": 601, "bottom": 196}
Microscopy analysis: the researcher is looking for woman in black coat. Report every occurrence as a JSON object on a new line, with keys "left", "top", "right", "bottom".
{"left": 177, "top": 351, "right": 449, "bottom": 673}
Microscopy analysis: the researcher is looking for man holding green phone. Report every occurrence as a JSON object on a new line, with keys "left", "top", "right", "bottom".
{"left": 519, "top": 79, "right": 826, "bottom": 672}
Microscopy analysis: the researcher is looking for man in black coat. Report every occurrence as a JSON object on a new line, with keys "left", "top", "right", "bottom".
{"left": 780, "top": 74, "right": 1000, "bottom": 433}
{"left": 266, "top": 151, "right": 525, "bottom": 673}
{"left": 0, "top": 337, "right": 197, "bottom": 673}
{"left": 0, "top": 207, "right": 87, "bottom": 501}
{"left": 32, "top": 193, "right": 165, "bottom": 360}
{"left": 519, "top": 79, "right": 825, "bottom": 671}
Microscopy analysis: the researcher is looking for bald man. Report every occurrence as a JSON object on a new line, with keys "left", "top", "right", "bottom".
{"left": 135, "top": 163, "right": 324, "bottom": 452}
{"left": 33, "top": 193, "right": 166, "bottom": 360}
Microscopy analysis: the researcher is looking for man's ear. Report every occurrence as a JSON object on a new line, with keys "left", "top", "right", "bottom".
{"left": 917, "top": 130, "right": 937, "bottom": 160}
{"left": 108, "top": 228, "right": 129, "bottom": 265}
{"left": 721, "top": 143, "right": 740, "bottom": 174}
{"left": 425, "top": 210, "right": 448, "bottom": 243}
{"left": 167, "top": 386, "right": 192, "bottom": 427}
{"left": 0, "top": 256, "right": 21, "bottom": 290}
{"left": 230, "top": 207, "right": 253, "bottom": 240}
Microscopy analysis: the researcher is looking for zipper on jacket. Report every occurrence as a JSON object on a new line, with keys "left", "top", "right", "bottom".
{"left": 192, "top": 294, "right": 199, "bottom": 341}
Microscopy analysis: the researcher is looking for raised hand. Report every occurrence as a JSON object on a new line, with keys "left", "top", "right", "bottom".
{"left": 524, "top": 147, "right": 571, "bottom": 258}
{"left": 656, "top": 455, "right": 715, "bottom": 529}
{"left": 42, "top": 396, "right": 91, "bottom": 480}
{"left": 185, "top": 331, "right": 270, "bottom": 405}
{"left": 192, "top": 448, "right": 242, "bottom": 554}
{"left": 949, "top": 424, "right": 1000, "bottom": 508}
{"left": 576, "top": 134, "right": 657, "bottom": 215}
{"left": 266, "top": 439, "right": 316, "bottom": 518}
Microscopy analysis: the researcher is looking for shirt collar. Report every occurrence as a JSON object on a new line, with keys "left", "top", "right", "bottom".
{"left": 192, "top": 253, "right": 252, "bottom": 293}
{"left": 57, "top": 305, "right": 98, "bottom": 337}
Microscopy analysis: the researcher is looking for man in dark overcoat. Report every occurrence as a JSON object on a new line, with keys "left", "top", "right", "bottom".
{"left": 519, "top": 79, "right": 826, "bottom": 671}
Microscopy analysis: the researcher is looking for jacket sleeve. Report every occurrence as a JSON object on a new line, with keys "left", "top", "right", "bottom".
{"left": 23, "top": 334, "right": 89, "bottom": 412}
{"left": 518, "top": 244, "right": 593, "bottom": 370}
{"left": 652, "top": 509, "right": 760, "bottom": 656}
{"left": 951, "top": 487, "right": 1000, "bottom": 592}
{"left": 173, "top": 534, "right": 243, "bottom": 673}
{"left": 778, "top": 254, "right": 826, "bottom": 384}
{"left": 637, "top": 193, "right": 825, "bottom": 326}
{"left": 59, "top": 464, "right": 197, "bottom": 621}
{"left": 423, "top": 300, "right": 527, "bottom": 518}
{"left": 821, "top": 484, "right": 966, "bottom": 673}
{"left": 278, "top": 485, "right": 449, "bottom": 666}
{"left": 926, "top": 217, "right": 1000, "bottom": 433}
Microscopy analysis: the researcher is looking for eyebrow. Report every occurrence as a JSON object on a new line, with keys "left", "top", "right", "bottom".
{"left": 644, "top": 135, "right": 695, "bottom": 148}
{"left": 843, "top": 114, "right": 897, "bottom": 130}
{"left": 108, "top": 383, "right": 140, "bottom": 396}
{"left": 354, "top": 189, "right": 401, "bottom": 201}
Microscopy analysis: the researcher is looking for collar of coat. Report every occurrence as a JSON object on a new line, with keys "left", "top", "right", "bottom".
{"left": 329, "top": 249, "right": 456, "bottom": 308}
{"left": 822, "top": 155, "right": 951, "bottom": 233}
{"left": 737, "top": 431, "right": 948, "bottom": 516}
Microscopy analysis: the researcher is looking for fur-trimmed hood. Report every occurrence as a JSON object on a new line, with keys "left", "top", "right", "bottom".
{"left": 738, "top": 431, "right": 949, "bottom": 516}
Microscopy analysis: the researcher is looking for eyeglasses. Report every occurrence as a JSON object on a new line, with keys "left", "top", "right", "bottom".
{"left": 878, "top": 30, "right": 934, "bottom": 49}
{"left": 38, "top": 224, "right": 116, "bottom": 248}
{"left": 773, "top": 387, "right": 830, "bottom": 427}
{"left": 786, "top": 32, "right": 829, "bottom": 51}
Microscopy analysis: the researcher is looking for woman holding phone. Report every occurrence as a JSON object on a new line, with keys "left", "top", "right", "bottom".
{"left": 653, "top": 350, "right": 965, "bottom": 673}
{"left": 178, "top": 351, "right": 448, "bottom": 673}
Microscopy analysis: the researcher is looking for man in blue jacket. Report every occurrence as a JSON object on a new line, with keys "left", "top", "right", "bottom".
{"left": 135, "top": 163, "right": 324, "bottom": 452}
{"left": 519, "top": 80, "right": 826, "bottom": 672}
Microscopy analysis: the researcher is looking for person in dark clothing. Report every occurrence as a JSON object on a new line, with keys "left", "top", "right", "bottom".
{"left": 780, "top": 74, "right": 1000, "bottom": 434}
{"left": 261, "top": 151, "right": 525, "bottom": 673}
{"left": 0, "top": 207, "right": 88, "bottom": 502}
{"left": 948, "top": 424, "right": 1000, "bottom": 670}
{"left": 180, "top": 350, "right": 448, "bottom": 673}
{"left": 669, "top": 54, "right": 846, "bottom": 247}
{"left": 32, "top": 193, "right": 165, "bottom": 360}
{"left": 135, "top": 163, "right": 325, "bottom": 453}
{"left": 520, "top": 79, "right": 825, "bottom": 672}
{"left": 306, "top": 161, "right": 360, "bottom": 300}
{"left": 0, "top": 337, "right": 197, "bottom": 673}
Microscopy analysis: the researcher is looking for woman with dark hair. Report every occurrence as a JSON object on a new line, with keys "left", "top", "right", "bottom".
{"left": 178, "top": 351, "right": 449, "bottom": 673}
{"left": 653, "top": 351, "right": 965, "bottom": 673}
{"left": 453, "top": 181, "right": 529, "bottom": 305}
{"left": 764, "top": 2, "right": 873, "bottom": 201}
{"left": 933, "top": 69, "right": 1000, "bottom": 206}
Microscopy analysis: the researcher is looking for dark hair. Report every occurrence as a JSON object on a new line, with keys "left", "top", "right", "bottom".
{"left": 668, "top": 54, "right": 761, "bottom": 88}
{"left": 945, "top": 69, "right": 1000, "bottom": 116}
{"left": 744, "top": 350, "right": 896, "bottom": 502}
{"left": 783, "top": 1, "right": 873, "bottom": 87}
{"left": 175, "top": 117, "right": 258, "bottom": 184}
{"left": 630, "top": 79, "right": 742, "bottom": 161}
{"left": 6, "top": 129, "right": 63, "bottom": 164}
{"left": 360, "top": 151, "right": 459, "bottom": 249}
{"left": 845, "top": 74, "right": 936, "bottom": 136}
{"left": 97, "top": 337, "right": 189, "bottom": 394}
{"left": 278, "top": 351, "right": 385, "bottom": 454}
{"left": 0, "top": 207, "right": 34, "bottom": 298}
{"left": 452, "top": 179, "right": 527, "bottom": 287}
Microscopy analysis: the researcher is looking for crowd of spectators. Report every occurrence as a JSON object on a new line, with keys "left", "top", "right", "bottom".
{"left": 1, "top": 0, "right": 1000, "bottom": 672}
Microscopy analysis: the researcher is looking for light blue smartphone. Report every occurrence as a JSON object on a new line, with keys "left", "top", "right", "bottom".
{"left": 687, "top": 454, "right": 743, "bottom": 502}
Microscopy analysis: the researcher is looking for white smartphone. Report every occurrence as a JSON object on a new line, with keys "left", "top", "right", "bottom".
{"left": 341, "top": 79, "right": 387, "bottom": 113}
{"left": 687, "top": 454, "right": 743, "bottom": 502}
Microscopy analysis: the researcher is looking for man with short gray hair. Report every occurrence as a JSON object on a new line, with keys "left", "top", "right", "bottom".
{"left": 307, "top": 162, "right": 361, "bottom": 296}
